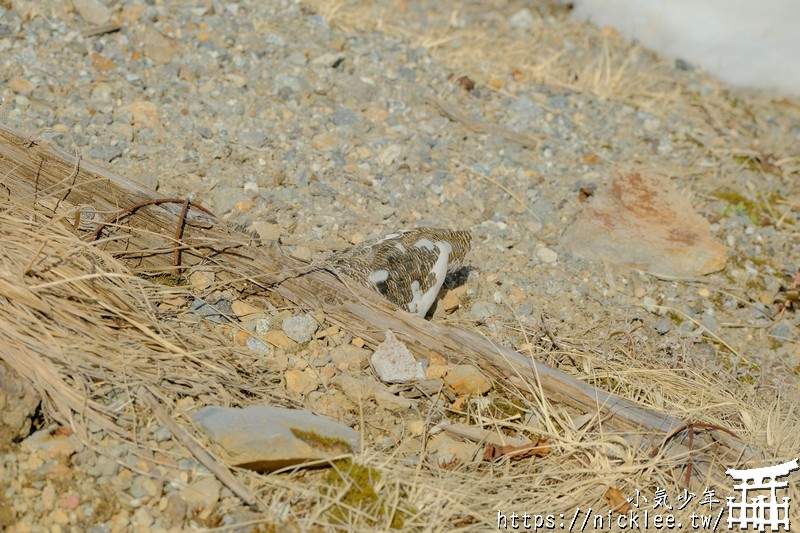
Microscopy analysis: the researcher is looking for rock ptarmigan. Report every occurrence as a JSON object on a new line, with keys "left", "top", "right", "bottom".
{"left": 330, "top": 228, "right": 471, "bottom": 317}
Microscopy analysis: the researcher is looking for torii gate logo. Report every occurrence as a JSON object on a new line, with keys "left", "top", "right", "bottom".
{"left": 726, "top": 459, "right": 798, "bottom": 531}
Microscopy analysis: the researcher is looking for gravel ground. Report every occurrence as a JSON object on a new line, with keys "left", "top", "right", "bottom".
{"left": 1, "top": 0, "right": 799, "bottom": 531}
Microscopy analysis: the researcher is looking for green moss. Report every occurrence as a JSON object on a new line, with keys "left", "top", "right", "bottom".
{"left": 713, "top": 189, "right": 788, "bottom": 227}
{"left": 291, "top": 428, "right": 354, "bottom": 454}
{"left": 732, "top": 155, "right": 780, "bottom": 176}
{"left": 488, "top": 397, "right": 526, "bottom": 420}
{"left": 322, "top": 459, "right": 413, "bottom": 529}
{"left": 137, "top": 272, "right": 184, "bottom": 286}
{"left": 714, "top": 189, "right": 761, "bottom": 225}
{"left": 667, "top": 311, "right": 684, "bottom": 325}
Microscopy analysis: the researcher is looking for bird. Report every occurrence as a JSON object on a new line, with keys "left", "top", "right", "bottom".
{"left": 330, "top": 228, "right": 471, "bottom": 317}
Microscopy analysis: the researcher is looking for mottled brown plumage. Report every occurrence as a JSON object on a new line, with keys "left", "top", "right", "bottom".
{"left": 331, "top": 228, "right": 471, "bottom": 316}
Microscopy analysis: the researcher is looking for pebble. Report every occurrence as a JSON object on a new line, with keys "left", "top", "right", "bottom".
{"left": 534, "top": 243, "right": 559, "bottom": 263}
{"left": 284, "top": 368, "right": 318, "bottom": 395}
{"left": 133, "top": 506, "right": 155, "bottom": 528}
{"left": 264, "top": 330, "right": 297, "bottom": 349}
{"left": 179, "top": 477, "right": 220, "bottom": 518}
{"left": 246, "top": 336, "right": 271, "bottom": 354}
{"left": 653, "top": 316, "right": 672, "bottom": 335}
{"left": 444, "top": 365, "right": 492, "bottom": 395}
{"left": 119, "top": 101, "right": 160, "bottom": 130}
{"left": 330, "top": 344, "right": 370, "bottom": 370}
{"left": 370, "top": 330, "right": 426, "bottom": 383}
{"left": 141, "top": 25, "right": 178, "bottom": 65}
{"left": 72, "top": 0, "right": 111, "bottom": 25}
{"left": 251, "top": 221, "right": 281, "bottom": 242}
{"left": 331, "top": 373, "right": 413, "bottom": 411}
{"left": 282, "top": 314, "right": 318, "bottom": 343}
{"left": 426, "top": 433, "right": 476, "bottom": 466}
{"left": 470, "top": 302, "right": 499, "bottom": 320}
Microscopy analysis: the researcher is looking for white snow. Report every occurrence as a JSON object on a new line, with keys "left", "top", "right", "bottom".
{"left": 569, "top": 0, "right": 800, "bottom": 96}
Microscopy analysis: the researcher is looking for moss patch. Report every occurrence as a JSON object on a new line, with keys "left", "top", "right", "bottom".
{"left": 322, "top": 459, "right": 413, "bottom": 529}
{"left": 291, "top": 428, "right": 354, "bottom": 455}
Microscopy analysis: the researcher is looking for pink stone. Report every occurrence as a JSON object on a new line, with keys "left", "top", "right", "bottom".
{"left": 60, "top": 494, "right": 81, "bottom": 510}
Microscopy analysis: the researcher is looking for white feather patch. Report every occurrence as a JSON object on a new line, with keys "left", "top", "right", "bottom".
{"left": 368, "top": 269, "right": 389, "bottom": 282}
{"left": 407, "top": 241, "right": 452, "bottom": 317}
{"left": 377, "top": 233, "right": 401, "bottom": 243}
{"left": 414, "top": 238, "right": 436, "bottom": 251}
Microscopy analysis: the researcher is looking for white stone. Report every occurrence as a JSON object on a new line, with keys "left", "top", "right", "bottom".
{"left": 370, "top": 330, "right": 425, "bottom": 383}
{"left": 534, "top": 243, "right": 559, "bottom": 263}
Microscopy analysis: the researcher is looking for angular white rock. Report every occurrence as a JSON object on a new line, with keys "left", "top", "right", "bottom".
{"left": 370, "top": 330, "right": 426, "bottom": 383}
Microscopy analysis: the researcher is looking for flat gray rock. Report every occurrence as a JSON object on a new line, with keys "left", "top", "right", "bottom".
{"left": 193, "top": 405, "right": 360, "bottom": 472}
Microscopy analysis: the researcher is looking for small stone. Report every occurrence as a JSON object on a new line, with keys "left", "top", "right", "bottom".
{"left": 264, "top": 330, "right": 297, "bottom": 349}
{"left": 161, "top": 494, "right": 188, "bottom": 528}
{"left": 653, "top": 316, "right": 671, "bottom": 335}
{"left": 141, "top": 25, "right": 177, "bottom": 64}
{"left": 239, "top": 130, "right": 268, "bottom": 148}
{"left": 330, "top": 373, "right": 413, "bottom": 411}
{"left": 119, "top": 101, "right": 160, "bottom": 130}
{"left": 282, "top": 314, "right": 318, "bottom": 343}
{"left": 130, "top": 477, "right": 161, "bottom": 499}
{"left": 180, "top": 476, "right": 220, "bottom": 518}
{"left": 350, "top": 336, "right": 365, "bottom": 348}
{"left": 470, "top": 302, "right": 499, "bottom": 319}
{"left": 189, "top": 269, "right": 214, "bottom": 292}
{"left": 534, "top": 243, "right": 559, "bottom": 263}
{"left": 426, "top": 361, "right": 450, "bottom": 380}
{"left": 132, "top": 506, "right": 154, "bottom": 528}
{"left": 444, "top": 365, "right": 492, "bottom": 395}
{"left": 441, "top": 285, "right": 468, "bottom": 313}
{"left": 59, "top": 494, "right": 80, "bottom": 511}
{"left": 426, "top": 433, "right": 476, "bottom": 466}
{"left": 94, "top": 455, "right": 119, "bottom": 477}
{"left": 251, "top": 221, "right": 281, "bottom": 241}
{"left": 231, "top": 300, "right": 262, "bottom": 320}
{"left": 91, "top": 52, "right": 116, "bottom": 72}
{"left": 246, "top": 336, "right": 271, "bottom": 354}
{"left": 370, "top": 330, "right": 425, "bottom": 384}
{"left": 9, "top": 76, "right": 34, "bottom": 93}
{"left": 49, "top": 507, "right": 70, "bottom": 526}
{"left": 41, "top": 483, "right": 56, "bottom": 510}
{"left": 406, "top": 419, "right": 425, "bottom": 437}
{"left": 330, "top": 344, "right": 370, "bottom": 370}
{"left": 72, "top": 0, "right": 111, "bottom": 25}
{"left": 284, "top": 369, "right": 318, "bottom": 395}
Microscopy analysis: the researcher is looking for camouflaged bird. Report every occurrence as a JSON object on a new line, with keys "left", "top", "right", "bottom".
{"left": 330, "top": 228, "right": 471, "bottom": 317}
